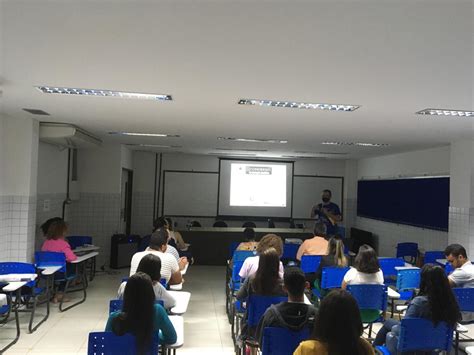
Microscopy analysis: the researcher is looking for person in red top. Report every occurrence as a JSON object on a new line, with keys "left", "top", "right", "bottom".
{"left": 41, "top": 220, "right": 77, "bottom": 302}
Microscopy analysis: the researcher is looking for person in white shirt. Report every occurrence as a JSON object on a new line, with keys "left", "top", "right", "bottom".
{"left": 342, "top": 244, "right": 384, "bottom": 288}
{"left": 445, "top": 244, "right": 474, "bottom": 288}
{"left": 130, "top": 229, "right": 188, "bottom": 285}
{"left": 239, "top": 234, "right": 285, "bottom": 279}
{"left": 119, "top": 253, "right": 176, "bottom": 309}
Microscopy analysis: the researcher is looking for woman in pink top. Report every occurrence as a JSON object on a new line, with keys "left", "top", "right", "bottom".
{"left": 41, "top": 220, "right": 77, "bottom": 262}
{"left": 41, "top": 220, "right": 77, "bottom": 302}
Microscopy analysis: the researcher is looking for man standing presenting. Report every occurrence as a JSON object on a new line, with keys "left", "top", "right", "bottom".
{"left": 310, "top": 189, "right": 342, "bottom": 236}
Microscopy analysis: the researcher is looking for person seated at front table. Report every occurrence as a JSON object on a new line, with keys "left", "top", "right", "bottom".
{"left": 118, "top": 254, "right": 176, "bottom": 309}
{"left": 255, "top": 267, "right": 317, "bottom": 346}
{"left": 239, "top": 234, "right": 284, "bottom": 279}
{"left": 312, "top": 235, "right": 348, "bottom": 297}
{"left": 296, "top": 222, "right": 329, "bottom": 261}
{"left": 130, "top": 229, "right": 188, "bottom": 286}
{"left": 40, "top": 216, "right": 63, "bottom": 237}
{"left": 293, "top": 289, "right": 374, "bottom": 355}
{"left": 41, "top": 220, "right": 77, "bottom": 303}
{"left": 373, "top": 264, "right": 460, "bottom": 353}
{"left": 236, "top": 248, "right": 286, "bottom": 347}
{"left": 236, "top": 227, "right": 258, "bottom": 252}
{"left": 106, "top": 272, "right": 177, "bottom": 351}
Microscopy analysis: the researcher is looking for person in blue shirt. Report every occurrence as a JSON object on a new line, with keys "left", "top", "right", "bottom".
{"left": 310, "top": 189, "right": 342, "bottom": 236}
{"left": 373, "top": 264, "right": 460, "bottom": 353}
{"left": 106, "top": 272, "right": 177, "bottom": 352}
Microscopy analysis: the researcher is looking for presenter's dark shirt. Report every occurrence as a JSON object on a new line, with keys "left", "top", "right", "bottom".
{"left": 313, "top": 202, "right": 341, "bottom": 236}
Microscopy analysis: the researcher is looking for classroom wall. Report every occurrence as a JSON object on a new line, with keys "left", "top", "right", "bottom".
{"left": 35, "top": 142, "right": 69, "bottom": 250}
{"left": 353, "top": 146, "right": 450, "bottom": 257}
{"left": 130, "top": 152, "right": 347, "bottom": 236}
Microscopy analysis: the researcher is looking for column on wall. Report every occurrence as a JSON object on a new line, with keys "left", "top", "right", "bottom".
{"left": 0, "top": 115, "right": 39, "bottom": 262}
{"left": 449, "top": 140, "right": 474, "bottom": 257}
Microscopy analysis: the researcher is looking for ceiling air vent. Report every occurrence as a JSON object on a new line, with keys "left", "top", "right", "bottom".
{"left": 23, "top": 108, "right": 50, "bottom": 115}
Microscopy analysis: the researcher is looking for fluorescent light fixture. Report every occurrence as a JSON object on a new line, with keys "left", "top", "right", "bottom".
{"left": 217, "top": 137, "right": 288, "bottom": 144}
{"left": 36, "top": 86, "right": 172, "bottom": 101}
{"left": 126, "top": 144, "right": 182, "bottom": 148}
{"left": 295, "top": 151, "right": 348, "bottom": 155}
{"left": 416, "top": 108, "right": 474, "bottom": 117}
{"left": 109, "top": 132, "right": 180, "bottom": 138}
{"left": 208, "top": 153, "right": 257, "bottom": 157}
{"left": 215, "top": 148, "right": 268, "bottom": 152}
{"left": 322, "top": 141, "right": 389, "bottom": 147}
{"left": 238, "top": 99, "right": 360, "bottom": 112}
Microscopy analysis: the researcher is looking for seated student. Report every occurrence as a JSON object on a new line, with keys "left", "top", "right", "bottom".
{"left": 255, "top": 267, "right": 317, "bottom": 345}
{"left": 106, "top": 272, "right": 177, "bottom": 351}
{"left": 341, "top": 244, "right": 383, "bottom": 289}
{"left": 294, "top": 289, "right": 374, "bottom": 355}
{"left": 41, "top": 220, "right": 77, "bottom": 303}
{"left": 165, "top": 217, "right": 188, "bottom": 251}
{"left": 373, "top": 264, "right": 460, "bottom": 353}
{"left": 41, "top": 220, "right": 77, "bottom": 263}
{"left": 118, "top": 254, "right": 176, "bottom": 309}
{"left": 153, "top": 217, "right": 181, "bottom": 261}
{"left": 239, "top": 234, "right": 284, "bottom": 279}
{"left": 236, "top": 228, "right": 258, "bottom": 252}
{"left": 444, "top": 243, "right": 474, "bottom": 288}
{"left": 312, "top": 235, "right": 348, "bottom": 296}
{"left": 130, "top": 229, "right": 187, "bottom": 285}
{"left": 296, "top": 222, "right": 328, "bottom": 261}
{"left": 40, "top": 217, "right": 63, "bottom": 237}
{"left": 236, "top": 248, "right": 286, "bottom": 342}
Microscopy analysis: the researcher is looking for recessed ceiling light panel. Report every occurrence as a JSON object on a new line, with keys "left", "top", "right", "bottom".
{"left": 322, "top": 141, "right": 389, "bottom": 147}
{"left": 215, "top": 148, "right": 268, "bottom": 152}
{"left": 217, "top": 137, "right": 288, "bottom": 144}
{"left": 22, "top": 108, "right": 50, "bottom": 115}
{"left": 109, "top": 132, "right": 180, "bottom": 137}
{"left": 295, "top": 151, "right": 348, "bottom": 155}
{"left": 416, "top": 108, "right": 473, "bottom": 117}
{"left": 36, "top": 86, "right": 172, "bottom": 101}
{"left": 126, "top": 144, "right": 182, "bottom": 148}
{"left": 238, "top": 99, "right": 360, "bottom": 112}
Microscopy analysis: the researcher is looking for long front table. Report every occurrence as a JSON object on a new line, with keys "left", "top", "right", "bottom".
{"left": 179, "top": 227, "right": 314, "bottom": 265}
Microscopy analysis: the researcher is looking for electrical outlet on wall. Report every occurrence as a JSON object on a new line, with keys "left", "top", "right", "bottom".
{"left": 43, "top": 199, "right": 51, "bottom": 212}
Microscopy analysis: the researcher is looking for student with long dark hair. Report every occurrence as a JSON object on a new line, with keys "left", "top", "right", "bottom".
{"left": 373, "top": 264, "right": 460, "bottom": 353}
{"left": 118, "top": 254, "right": 176, "bottom": 309}
{"left": 106, "top": 272, "right": 177, "bottom": 353}
{"left": 341, "top": 244, "right": 383, "bottom": 289}
{"left": 294, "top": 289, "right": 374, "bottom": 354}
{"left": 236, "top": 248, "right": 286, "bottom": 343}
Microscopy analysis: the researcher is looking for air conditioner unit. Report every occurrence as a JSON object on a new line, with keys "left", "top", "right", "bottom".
{"left": 39, "top": 122, "right": 102, "bottom": 148}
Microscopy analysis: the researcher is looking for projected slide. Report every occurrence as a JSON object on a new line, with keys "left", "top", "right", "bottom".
{"left": 230, "top": 163, "right": 286, "bottom": 207}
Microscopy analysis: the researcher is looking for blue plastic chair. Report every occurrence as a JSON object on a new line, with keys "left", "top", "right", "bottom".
{"left": 282, "top": 243, "right": 299, "bottom": 262}
{"left": 389, "top": 268, "right": 421, "bottom": 317}
{"left": 67, "top": 236, "right": 93, "bottom": 249}
{"left": 376, "top": 318, "right": 453, "bottom": 354}
{"left": 0, "top": 262, "right": 47, "bottom": 333}
{"left": 423, "top": 251, "right": 445, "bottom": 265}
{"left": 247, "top": 295, "right": 288, "bottom": 327}
{"left": 396, "top": 242, "right": 419, "bottom": 264}
{"left": 347, "top": 284, "right": 387, "bottom": 337}
{"left": 35, "top": 251, "right": 85, "bottom": 312}
{"left": 137, "top": 235, "right": 151, "bottom": 252}
{"left": 261, "top": 327, "right": 310, "bottom": 355}
{"left": 300, "top": 255, "right": 322, "bottom": 274}
{"left": 378, "top": 258, "right": 405, "bottom": 285}
{"left": 313, "top": 266, "right": 350, "bottom": 299}
{"left": 88, "top": 331, "right": 160, "bottom": 355}
{"left": 453, "top": 288, "right": 474, "bottom": 351}
{"left": 0, "top": 294, "right": 20, "bottom": 353}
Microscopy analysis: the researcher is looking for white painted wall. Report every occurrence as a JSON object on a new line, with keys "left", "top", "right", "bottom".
{"left": 353, "top": 146, "right": 450, "bottom": 257}
{"left": 37, "top": 142, "right": 68, "bottom": 194}
{"left": 77, "top": 144, "right": 122, "bottom": 193}
{"left": 133, "top": 151, "right": 155, "bottom": 193}
{"left": 121, "top": 145, "right": 133, "bottom": 171}
{"left": 357, "top": 146, "right": 450, "bottom": 180}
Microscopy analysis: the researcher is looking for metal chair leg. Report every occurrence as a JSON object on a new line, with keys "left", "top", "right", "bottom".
{"left": 0, "top": 296, "right": 20, "bottom": 353}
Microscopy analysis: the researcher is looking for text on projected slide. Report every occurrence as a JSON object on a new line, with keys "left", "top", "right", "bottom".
{"left": 230, "top": 163, "right": 286, "bottom": 207}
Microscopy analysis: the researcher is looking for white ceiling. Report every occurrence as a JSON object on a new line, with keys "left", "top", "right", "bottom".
{"left": 0, "top": 0, "right": 473, "bottom": 159}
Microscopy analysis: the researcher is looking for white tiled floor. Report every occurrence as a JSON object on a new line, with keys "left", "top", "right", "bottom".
{"left": 1, "top": 266, "right": 235, "bottom": 354}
